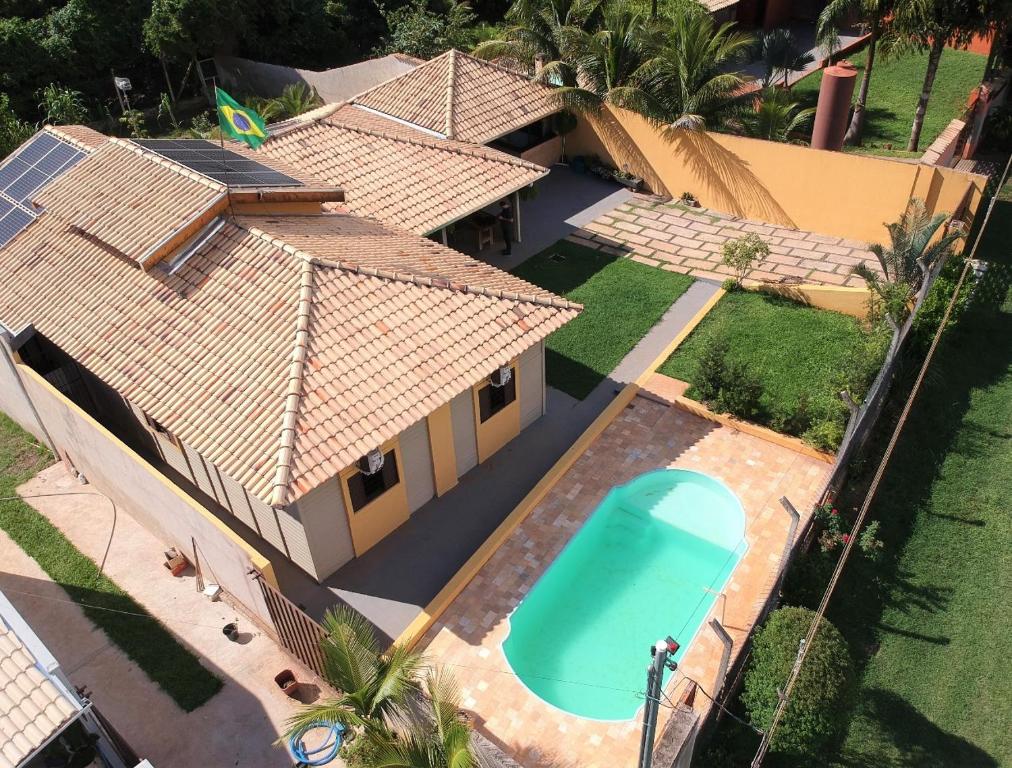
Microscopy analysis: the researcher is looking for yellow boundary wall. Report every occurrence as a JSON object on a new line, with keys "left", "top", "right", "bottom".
{"left": 394, "top": 289, "right": 724, "bottom": 649}
{"left": 17, "top": 364, "right": 278, "bottom": 588}
{"left": 750, "top": 283, "right": 871, "bottom": 319}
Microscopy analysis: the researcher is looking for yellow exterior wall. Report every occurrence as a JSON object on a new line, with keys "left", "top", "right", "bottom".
{"left": 339, "top": 438, "right": 410, "bottom": 556}
{"left": 427, "top": 403, "right": 458, "bottom": 496}
{"left": 471, "top": 361, "right": 522, "bottom": 464}
{"left": 752, "top": 283, "right": 871, "bottom": 319}
{"left": 568, "top": 106, "right": 987, "bottom": 244}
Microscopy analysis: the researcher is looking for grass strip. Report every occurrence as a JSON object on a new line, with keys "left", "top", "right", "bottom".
{"left": 829, "top": 286, "right": 1012, "bottom": 766}
{"left": 658, "top": 290, "right": 877, "bottom": 428}
{"left": 0, "top": 414, "right": 221, "bottom": 711}
{"left": 512, "top": 240, "right": 694, "bottom": 399}
{"left": 794, "top": 46, "right": 986, "bottom": 153}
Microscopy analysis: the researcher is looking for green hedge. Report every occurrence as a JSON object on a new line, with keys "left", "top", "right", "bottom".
{"left": 742, "top": 606, "right": 853, "bottom": 759}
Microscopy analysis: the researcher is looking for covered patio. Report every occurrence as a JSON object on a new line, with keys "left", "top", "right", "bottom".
{"left": 446, "top": 165, "right": 634, "bottom": 269}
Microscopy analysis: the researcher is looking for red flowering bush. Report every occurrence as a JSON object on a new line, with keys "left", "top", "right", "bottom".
{"left": 813, "top": 502, "right": 884, "bottom": 561}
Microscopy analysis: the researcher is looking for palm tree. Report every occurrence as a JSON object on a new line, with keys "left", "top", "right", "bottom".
{"left": 854, "top": 198, "right": 963, "bottom": 330}
{"left": 645, "top": 13, "right": 754, "bottom": 129}
{"left": 741, "top": 87, "right": 816, "bottom": 142}
{"left": 756, "top": 28, "right": 815, "bottom": 88}
{"left": 552, "top": 8, "right": 661, "bottom": 114}
{"left": 472, "top": 0, "right": 608, "bottom": 85}
{"left": 816, "top": 0, "right": 896, "bottom": 145}
{"left": 272, "top": 83, "right": 323, "bottom": 120}
{"left": 284, "top": 606, "right": 424, "bottom": 738}
{"left": 369, "top": 670, "right": 474, "bottom": 768}
{"left": 896, "top": 0, "right": 986, "bottom": 151}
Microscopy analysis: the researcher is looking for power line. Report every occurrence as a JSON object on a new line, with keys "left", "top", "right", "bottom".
{"left": 750, "top": 155, "right": 1011, "bottom": 767}
{"left": 0, "top": 585, "right": 238, "bottom": 632}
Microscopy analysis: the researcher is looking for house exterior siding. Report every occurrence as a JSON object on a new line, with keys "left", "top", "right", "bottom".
{"left": 130, "top": 399, "right": 320, "bottom": 580}
{"left": 519, "top": 340, "right": 545, "bottom": 429}
{"left": 450, "top": 389, "right": 479, "bottom": 477}
{"left": 288, "top": 476, "right": 356, "bottom": 581}
{"left": 400, "top": 417, "right": 435, "bottom": 514}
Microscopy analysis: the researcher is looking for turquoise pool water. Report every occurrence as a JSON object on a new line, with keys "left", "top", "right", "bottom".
{"left": 502, "top": 468, "right": 747, "bottom": 721}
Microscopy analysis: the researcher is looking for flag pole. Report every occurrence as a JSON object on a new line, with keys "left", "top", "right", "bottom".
{"left": 212, "top": 78, "right": 235, "bottom": 219}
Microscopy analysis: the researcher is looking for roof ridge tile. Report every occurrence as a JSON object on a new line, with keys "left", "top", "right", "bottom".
{"left": 241, "top": 223, "right": 582, "bottom": 311}
{"left": 268, "top": 257, "right": 315, "bottom": 507}
{"left": 318, "top": 116, "right": 544, "bottom": 172}
{"left": 445, "top": 49, "right": 457, "bottom": 139}
{"left": 42, "top": 125, "right": 98, "bottom": 154}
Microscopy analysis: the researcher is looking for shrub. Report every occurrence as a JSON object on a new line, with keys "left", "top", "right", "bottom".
{"left": 771, "top": 394, "right": 813, "bottom": 436}
{"left": 742, "top": 607, "right": 853, "bottom": 759}
{"left": 693, "top": 335, "right": 731, "bottom": 404}
{"left": 693, "top": 335, "right": 765, "bottom": 420}
{"left": 721, "top": 233, "right": 770, "bottom": 288}
{"left": 714, "top": 359, "right": 763, "bottom": 419}
{"left": 341, "top": 732, "right": 384, "bottom": 768}
{"left": 802, "top": 416, "right": 844, "bottom": 452}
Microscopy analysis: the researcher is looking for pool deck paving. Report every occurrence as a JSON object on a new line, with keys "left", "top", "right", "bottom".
{"left": 418, "top": 389, "right": 830, "bottom": 768}
{"left": 570, "top": 196, "right": 881, "bottom": 287}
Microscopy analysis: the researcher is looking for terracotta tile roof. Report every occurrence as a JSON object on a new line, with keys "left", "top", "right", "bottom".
{"left": 258, "top": 104, "right": 548, "bottom": 234}
{"left": 353, "top": 49, "right": 560, "bottom": 144}
{"left": 0, "top": 622, "right": 80, "bottom": 768}
{"left": 34, "top": 138, "right": 226, "bottom": 266}
{"left": 44, "top": 124, "right": 108, "bottom": 151}
{"left": 0, "top": 143, "right": 578, "bottom": 506}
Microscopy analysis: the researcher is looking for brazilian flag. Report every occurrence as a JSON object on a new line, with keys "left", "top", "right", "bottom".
{"left": 216, "top": 87, "right": 269, "bottom": 149}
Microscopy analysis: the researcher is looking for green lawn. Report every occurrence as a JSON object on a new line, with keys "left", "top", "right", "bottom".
{"left": 794, "top": 46, "right": 986, "bottom": 153}
{"left": 826, "top": 284, "right": 1012, "bottom": 767}
{"left": 658, "top": 290, "right": 882, "bottom": 436}
{"left": 512, "top": 240, "right": 694, "bottom": 399}
{"left": 0, "top": 415, "right": 221, "bottom": 711}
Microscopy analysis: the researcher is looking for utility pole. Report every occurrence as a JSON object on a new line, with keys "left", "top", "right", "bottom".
{"left": 638, "top": 637, "right": 680, "bottom": 768}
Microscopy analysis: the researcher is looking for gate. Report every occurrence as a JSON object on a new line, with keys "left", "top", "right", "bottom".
{"left": 254, "top": 573, "right": 328, "bottom": 679}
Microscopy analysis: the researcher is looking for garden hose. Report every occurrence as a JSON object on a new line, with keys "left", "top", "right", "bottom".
{"left": 287, "top": 722, "right": 344, "bottom": 766}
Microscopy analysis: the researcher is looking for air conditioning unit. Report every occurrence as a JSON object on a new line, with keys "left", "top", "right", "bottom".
{"left": 358, "top": 448, "right": 385, "bottom": 476}
{"left": 490, "top": 365, "right": 512, "bottom": 388}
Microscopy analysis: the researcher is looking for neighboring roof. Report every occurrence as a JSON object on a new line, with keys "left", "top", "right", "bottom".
{"left": 353, "top": 49, "right": 560, "bottom": 144}
{"left": 0, "top": 595, "right": 82, "bottom": 768}
{"left": 0, "top": 138, "right": 579, "bottom": 506}
{"left": 701, "top": 0, "right": 739, "bottom": 10}
{"left": 214, "top": 53, "right": 422, "bottom": 104}
{"left": 258, "top": 104, "right": 548, "bottom": 234}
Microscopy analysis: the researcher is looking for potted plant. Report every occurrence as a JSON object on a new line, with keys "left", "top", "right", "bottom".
{"left": 680, "top": 191, "right": 700, "bottom": 207}
{"left": 612, "top": 166, "right": 644, "bottom": 191}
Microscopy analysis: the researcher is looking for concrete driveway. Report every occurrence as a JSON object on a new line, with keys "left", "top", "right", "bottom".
{"left": 1, "top": 465, "right": 331, "bottom": 768}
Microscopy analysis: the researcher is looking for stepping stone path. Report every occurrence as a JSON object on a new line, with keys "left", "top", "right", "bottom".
{"left": 568, "top": 195, "right": 881, "bottom": 287}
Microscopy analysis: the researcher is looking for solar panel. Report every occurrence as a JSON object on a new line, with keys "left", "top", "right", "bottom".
{"left": 0, "top": 205, "right": 36, "bottom": 249}
{"left": 0, "top": 130, "right": 86, "bottom": 249}
{"left": 132, "top": 139, "right": 302, "bottom": 188}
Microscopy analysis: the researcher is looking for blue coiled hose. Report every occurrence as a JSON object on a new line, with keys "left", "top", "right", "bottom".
{"left": 287, "top": 722, "right": 344, "bottom": 766}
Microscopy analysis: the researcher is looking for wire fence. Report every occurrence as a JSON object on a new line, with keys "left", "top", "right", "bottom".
{"left": 747, "top": 154, "right": 1012, "bottom": 766}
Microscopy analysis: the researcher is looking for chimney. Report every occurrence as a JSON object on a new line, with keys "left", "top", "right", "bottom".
{"left": 811, "top": 61, "right": 858, "bottom": 151}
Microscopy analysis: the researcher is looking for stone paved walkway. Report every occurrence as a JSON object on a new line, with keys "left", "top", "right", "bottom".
{"left": 418, "top": 394, "right": 829, "bottom": 768}
{"left": 570, "top": 196, "right": 881, "bottom": 287}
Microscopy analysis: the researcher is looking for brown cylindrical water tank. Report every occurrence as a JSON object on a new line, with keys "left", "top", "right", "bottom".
{"left": 811, "top": 61, "right": 858, "bottom": 151}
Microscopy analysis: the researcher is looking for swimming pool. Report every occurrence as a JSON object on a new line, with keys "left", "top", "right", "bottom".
{"left": 502, "top": 468, "right": 747, "bottom": 721}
